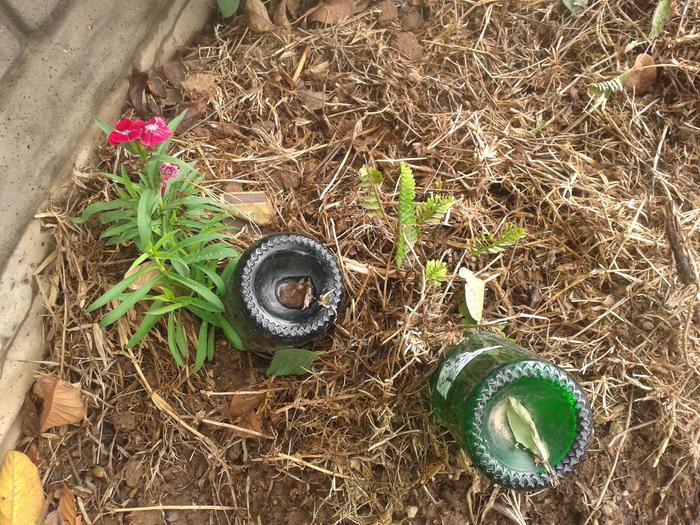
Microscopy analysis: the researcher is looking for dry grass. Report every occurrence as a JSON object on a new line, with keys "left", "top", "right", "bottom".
{"left": 25, "top": 0, "right": 700, "bottom": 523}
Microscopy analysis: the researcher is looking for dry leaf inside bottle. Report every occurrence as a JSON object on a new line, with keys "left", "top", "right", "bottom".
{"left": 223, "top": 191, "right": 274, "bottom": 225}
{"left": 34, "top": 376, "right": 86, "bottom": 432}
{"left": 245, "top": 0, "right": 276, "bottom": 32}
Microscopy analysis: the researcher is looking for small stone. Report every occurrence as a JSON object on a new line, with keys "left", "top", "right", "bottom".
{"left": 406, "top": 506, "right": 418, "bottom": 519}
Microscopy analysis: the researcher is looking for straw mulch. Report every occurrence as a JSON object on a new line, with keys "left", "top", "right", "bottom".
{"left": 26, "top": 0, "right": 699, "bottom": 523}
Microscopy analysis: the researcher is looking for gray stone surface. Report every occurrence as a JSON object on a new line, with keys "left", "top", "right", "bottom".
{"left": 0, "top": 24, "right": 21, "bottom": 80}
{"left": 0, "top": 0, "right": 215, "bottom": 455}
{"left": 5, "top": 0, "right": 62, "bottom": 29}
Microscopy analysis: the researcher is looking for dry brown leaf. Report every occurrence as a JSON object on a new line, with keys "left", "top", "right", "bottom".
{"left": 297, "top": 89, "right": 326, "bottom": 111}
{"left": 128, "top": 72, "right": 148, "bottom": 117}
{"left": 378, "top": 0, "right": 398, "bottom": 25}
{"left": 393, "top": 32, "right": 424, "bottom": 60}
{"left": 34, "top": 376, "right": 86, "bottom": 432}
{"left": 232, "top": 411, "right": 264, "bottom": 438}
{"left": 124, "top": 262, "right": 161, "bottom": 292}
{"left": 146, "top": 70, "right": 167, "bottom": 98}
{"left": 228, "top": 390, "right": 266, "bottom": 419}
{"left": 21, "top": 397, "right": 40, "bottom": 438}
{"left": 623, "top": 53, "right": 656, "bottom": 95}
{"left": 181, "top": 73, "right": 219, "bottom": 102}
{"left": 44, "top": 511, "right": 61, "bottom": 525}
{"left": 162, "top": 59, "right": 186, "bottom": 88}
{"left": 245, "top": 0, "right": 276, "bottom": 32}
{"left": 208, "top": 121, "right": 244, "bottom": 139}
{"left": 58, "top": 485, "right": 81, "bottom": 525}
{"left": 0, "top": 451, "right": 45, "bottom": 525}
{"left": 224, "top": 191, "right": 274, "bottom": 225}
{"left": 274, "top": 0, "right": 291, "bottom": 26}
{"left": 311, "top": 0, "right": 355, "bottom": 24}
{"left": 286, "top": 0, "right": 301, "bottom": 17}
{"left": 175, "top": 99, "right": 208, "bottom": 134}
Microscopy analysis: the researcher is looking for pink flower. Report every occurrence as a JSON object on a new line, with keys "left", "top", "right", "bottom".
{"left": 140, "top": 116, "right": 172, "bottom": 149}
{"left": 108, "top": 118, "right": 144, "bottom": 145}
{"left": 160, "top": 162, "right": 179, "bottom": 195}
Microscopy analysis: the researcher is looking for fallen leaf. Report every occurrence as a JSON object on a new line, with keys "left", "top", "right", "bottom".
{"left": 163, "top": 59, "right": 186, "bottom": 88}
{"left": 311, "top": 0, "right": 355, "bottom": 24}
{"left": 33, "top": 376, "right": 86, "bottom": 432}
{"left": 21, "top": 397, "right": 40, "bottom": 438}
{"left": 274, "top": 0, "right": 290, "bottom": 26}
{"left": 623, "top": 53, "right": 656, "bottom": 95}
{"left": 378, "top": 0, "right": 398, "bottom": 25}
{"left": 124, "top": 262, "right": 161, "bottom": 292}
{"left": 163, "top": 88, "right": 183, "bottom": 107}
{"left": 297, "top": 89, "right": 325, "bottom": 111}
{"left": 223, "top": 191, "right": 274, "bottom": 225}
{"left": 229, "top": 390, "right": 266, "bottom": 419}
{"left": 44, "top": 511, "right": 61, "bottom": 525}
{"left": 245, "top": 0, "right": 276, "bottom": 32}
{"left": 128, "top": 72, "right": 148, "bottom": 116}
{"left": 124, "top": 459, "right": 142, "bottom": 489}
{"left": 458, "top": 267, "right": 484, "bottom": 325}
{"left": 208, "top": 121, "right": 244, "bottom": 139}
{"left": 25, "top": 443, "right": 41, "bottom": 467}
{"left": 400, "top": 7, "right": 424, "bottom": 30}
{"left": 0, "top": 451, "right": 45, "bottom": 525}
{"left": 181, "top": 73, "right": 219, "bottom": 102}
{"left": 146, "top": 70, "right": 167, "bottom": 98}
{"left": 175, "top": 99, "right": 207, "bottom": 134}
{"left": 58, "top": 485, "right": 81, "bottom": 525}
{"left": 111, "top": 412, "right": 138, "bottom": 433}
{"left": 232, "top": 411, "right": 263, "bottom": 438}
{"left": 286, "top": 0, "right": 301, "bottom": 17}
{"left": 266, "top": 348, "right": 324, "bottom": 377}
{"left": 506, "top": 397, "right": 557, "bottom": 482}
{"left": 393, "top": 32, "right": 424, "bottom": 60}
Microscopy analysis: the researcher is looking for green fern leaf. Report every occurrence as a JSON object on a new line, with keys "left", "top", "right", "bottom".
{"left": 471, "top": 223, "right": 526, "bottom": 256}
{"left": 395, "top": 162, "right": 418, "bottom": 267}
{"left": 650, "top": 0, "right": 671, "bottom": 39}
{"left": 358, "top": 165, "right": 384, "bottom": 216}
{"left": 588, "top": 70, "right": 633, "bottom": 109}
{"left": 415, "top": 194, "right": 455, "bottom": 226}
{"left": 425, "top": 260, "right": 448, "bottom": 285}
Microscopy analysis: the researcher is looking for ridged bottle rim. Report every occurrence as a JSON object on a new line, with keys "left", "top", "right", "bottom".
{"left": 465, "top": 360, "right": 593, "bottom": 490}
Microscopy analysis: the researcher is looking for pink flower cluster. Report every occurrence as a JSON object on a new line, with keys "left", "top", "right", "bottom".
{"left": 108, "top": 116, "right": 172, "bottom": 149}
{"left": 160, "top": 162, "right": 179, "bottom": 195}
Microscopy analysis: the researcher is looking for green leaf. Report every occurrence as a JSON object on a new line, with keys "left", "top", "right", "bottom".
{"left": 184, "top": 245, "right": 241, "bottom": 264}
{"left": 471, "top": 223, "right": 526, "bottom": 256}
{"left": 195, "top": 321, "right": 208, "bottom": 371}
{"left": 72, "top": 199, "right": 135, "bottom": 224}
{"left": 266, "top": 348, "right": 324, "bottom": 377}
{"left": 99, "top": 221, "right": 137, "bottom": 241}
{"left": 167, "top": 314, "right": 185, "bottom": 367}
{"left": 217, "top": 0, "right": 240, "bottom": 17}
{"left": 650, "top": 0, "right": 671, "bottom": 38}
{"left": 155, "top": 111, "right": 188, "bottom": 155}
{"left": 94, "top": 117, "right": 112, "bottom": 135}
{"left": 358, "top": 165, "right": 384, "bottom": 216}
{"left": 415, "top": 194, "right": 455, "bottom": 226}
{"left": 216, "top": 315, "right": 244, "bottom": 350}
{"left": 86, "top": 267, "right": 150, "bottom": 312}
{"left": 207, "top": 324, "right": 216, "bottom": 361}
{"left": 506, "top": 397, "right": 556, "bottom": 480}
{"left": 172, "top": 231, "right": 230, "bottom": 251}
{"left": 127, "top": 300, "right": 165, "bottom": 348}
{"left": 395, "top": 162, "right": 418, "bottom": 267}
{"left": 146, "top": 301, "right": 189, "bottom": 315}
{"left": 195, "top": 263, "right": 225, "bottom": 294}
{"left": 424, "top": 260, "right": 448, "bottom": 285}
{"left": 220, "top": 257, "right": 239, "bottom": 285}
{"left": 137, "top": 189, "right": 156, "bottom": 247}
{"left": 174, "top": 314, "right": 188, "bottom": 359}
{"left": 99, "top": 277, "right": 160, "bottom": 327}
{"left": 167, "top": 273, "right": 224, "bottom": 311}
{"left": 458, "top": 267, "right": 484, "bottom": 325}
{"left": 562, "top": 0, "right": 587, "bottom": 16}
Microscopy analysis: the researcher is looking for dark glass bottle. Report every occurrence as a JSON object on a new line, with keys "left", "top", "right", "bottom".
{"left": 430, "top": 331, "right": 592, "bottom": 490}
{"left": 223, "top": 233, "right": 344, "bottom": 352}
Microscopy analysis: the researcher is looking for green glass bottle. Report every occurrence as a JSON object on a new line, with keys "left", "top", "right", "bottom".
{"left": 430, "top": 331, "right": 592, "bottom": 490}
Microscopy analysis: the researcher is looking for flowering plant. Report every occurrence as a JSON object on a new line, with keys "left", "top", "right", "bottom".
{"left": 75, "top": 112, "right": 243, "bottom": 370}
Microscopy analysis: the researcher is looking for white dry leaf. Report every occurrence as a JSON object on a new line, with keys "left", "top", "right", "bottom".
{"left": 458, "top": 267, "right": 485, "bottom": 325}
{"left": 33, "top": 376, "right": 86, "bottom": 432}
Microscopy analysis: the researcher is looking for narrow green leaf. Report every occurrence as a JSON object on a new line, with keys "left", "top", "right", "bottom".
{"left": 167, "top": 273, "right": 224, "bottom": 311}
{"left": 266, "top": 348, "right": 324, "bottom": 377}
{"left": 72, "top": 199, "right": 135, "bottom": 224}
{"left": 172, "top": 232, "right": 230, "bottom": 251}
{"left": 167, "top": 314, "right": 185, "bottom": 367}
{"left": 458, "top": 267, "right": 484, "bottom": 325}
{"left": 94, "top": 117, "right": 113, "bottom": 135}
{"left": 650, "top": 0, "right": 671, "bottom": 38}
{"left": 155, "top": 110, "right": 188, "bottom": 155}
{"left": 207, "top": 325, "right": 216, "bottom": 361}
{"left": 217, "top": 0, "right": 240, "bottom": 17}
{"left": 86, "top": 267, "right": 149, "bottom": 312}
{"left": 127, "top": 300, "right": 165, "bottom": 348}
{"left": 146, "top": 302, "right": 189, "bottom": 315}
{"left": 99, "top": 277, "right": 160, "bottom": 327}
{"left": 174, "top": 315, "right": 189, "bottom": 359}
{"left": 216, "top": 315, "right": 243, "bottom": 350}
{"left": 137, "top": 189, "right": 155, "bottom": 247}
{"left": 195, "top": 263, "right": 225, "bottom": 294}
{"left": 184, "top": 245, "right": 241, "bottom": 264}
{"left": 220, "top": 257, "right": 238, "bottom": 285}
{"left": 195, "top": 321, "right": 208, "bottom": 371}
{"left": 99, "top": 221, "right": 137, "bottom": 240}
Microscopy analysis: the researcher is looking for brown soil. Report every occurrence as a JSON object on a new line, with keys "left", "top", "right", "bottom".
{"left": 20, "top": 0, "right": 700, "bottom": 524}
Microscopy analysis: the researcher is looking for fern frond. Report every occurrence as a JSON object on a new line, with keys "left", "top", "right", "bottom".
{"left": 415, "top": 194, "right": 455, "bottom": 226}
{"left": 471, "top": 223, "right": 526, "bottom": 256}
{"left": 650, "top": 0, "right": 671, "bottom": 39}
{"left": 358, "top": 165, "right": 384, "bottom": 216}
{"left": 425, "top": 259, "right": 448, "bottom": 285}
{"left": 395, "top": 162, "right": 418, "bottom": 267}
{"left": 588, "top": 70, "right": 632, "bottom": 109}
